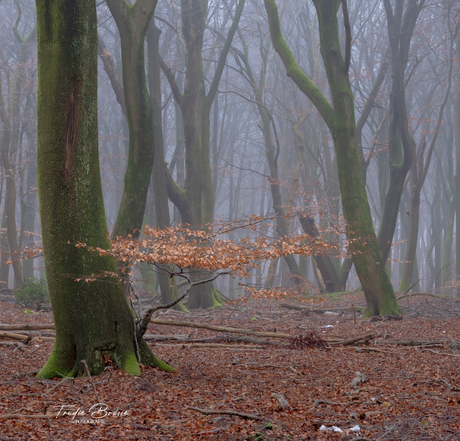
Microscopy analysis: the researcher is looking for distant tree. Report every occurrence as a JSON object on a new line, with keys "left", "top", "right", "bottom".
{"left": 0, "top": 1, "right": 36, "bottom": 287}
{"left": 35, "top": 0, "right": 172, "bottom": 378}
{"left": 377, "top": 0, "right": 423, "bottom": 264}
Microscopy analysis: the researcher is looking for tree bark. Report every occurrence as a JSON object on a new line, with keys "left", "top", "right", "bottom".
{"left": 35, "top": 0, "right": 172, "bottom": 378}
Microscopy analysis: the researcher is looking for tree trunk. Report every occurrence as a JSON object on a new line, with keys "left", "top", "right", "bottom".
{"left": 264, "top": 0, "right": 400, "bottom": 316}
{"left": 146, "top": 21, "right": 187, "bottom": 311}
{"left": 299, "top": 215, "right": 342, "bottom": 293}
{"left": 106, "top": 0, "right": 158, "bottom": 240}
{"left": 163, "top": 0, "right": 245, "bottom": 308}
{"left": 35, "top": 0, "right": 172, "bottom": 378}
{"left": 456, "top": 36, "right": 460, "bottom": 296}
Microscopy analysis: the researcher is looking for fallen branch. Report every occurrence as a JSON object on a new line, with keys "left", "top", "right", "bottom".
{"left": 280, "top": 303, "right": 351, "bottom": 315}
{"left": 378, "top": 340, "right": 445, "bottom": 346}
{"left": 149, "top": 319, "right": 291, "bottom": 339}
{"left": 0, "top": 331, "right": 29, "bottom": 341}
{"left": 419, "top": 348, "right": 460, "bottom": 357}
{"left": 143, "top": 334, "right": 286, "bottom": 346}
{"left": 188, "top": 406, "right": 261, "bottom": 420}
{"left": 156, "top": 343, "right": 266, "bottom": 350}
{"left": 0, "top": 342, "right": 20, "bottom": 347}
{"left": 81, "top": 359, "right": 99, "bottom": 402}
{"left": 327, "top": 334, "right": 375, "bottom": 346}
{"left": 396, "top": 292, "right": 460, "bottom": 302}
{"left": 0, "top": 324, "right": 55, "bottom": 331}
{"left": 313, "top": 398, "right": 346, "bottom": 407}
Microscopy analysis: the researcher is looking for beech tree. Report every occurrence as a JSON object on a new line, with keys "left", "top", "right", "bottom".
{"left": 263, "top": 0, "right": 400, "bottom": 316}
{"left": 35, "top": 0, "right": 172, "bottom": 377}
{"left": 104, "top": 0, "right": 157, "bottom": 240}
{"left": 162, "top": 0, "right": 245, "bottom": 308}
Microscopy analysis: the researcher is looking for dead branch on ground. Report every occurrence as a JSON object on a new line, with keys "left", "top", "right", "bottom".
{"left": 188, "top": 406, "right": 262, "bottom": 420}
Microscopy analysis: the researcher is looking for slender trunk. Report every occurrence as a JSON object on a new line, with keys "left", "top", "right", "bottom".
{"left": 398, "top": 168, "right": 421, "bottom": 292}
{"left": 146, "top": 21, "right": 186, "bottom": 311}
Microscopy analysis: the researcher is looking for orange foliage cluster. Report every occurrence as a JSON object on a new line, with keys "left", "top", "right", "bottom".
{"left": 96, "top": 223, "right": 339, "bottom": 279}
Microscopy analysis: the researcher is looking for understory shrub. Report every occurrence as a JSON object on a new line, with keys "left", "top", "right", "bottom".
{"left": 14, "top": 277, "right": 50, "bottom": 307}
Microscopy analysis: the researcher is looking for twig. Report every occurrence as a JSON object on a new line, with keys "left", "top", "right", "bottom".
{"left": 81, "top": 360, "right": 100, "bottom": 402}
{"left": 402, "top": 279, "right": 420, "bottom": 295}
{"left": 352, "top": 303, "right": 356, "bottom": 324}
{"left": 419, "top": 348, "right": 460, "bottom": 358}
{"left": 44, "top": 377, "right": 72, "bottom": 395}
{"left": 137, "top": 271, "right": 230, "bottom": 340}
{"left": 188, "top": 406, "right": 262, "bottom": 420}
{"left": 12, "top": 370, "right": 40, "bottom": 378}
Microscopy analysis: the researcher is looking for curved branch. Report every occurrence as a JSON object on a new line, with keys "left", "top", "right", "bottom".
{"left": 13, "top": 0, "right": 36, "bottom": 43}
{"left": 159, "top": 56, "right": 183, "bottom": 108}
{"left": 263, "top": 0, "right": 334, "bottom": 128}
{"left": 97, "top": 34, "right": 127, "bottom": 119}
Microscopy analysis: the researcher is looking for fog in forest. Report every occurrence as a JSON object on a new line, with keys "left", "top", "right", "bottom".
{"left": 0, "top": 0, "right": 459, "bottom": 302}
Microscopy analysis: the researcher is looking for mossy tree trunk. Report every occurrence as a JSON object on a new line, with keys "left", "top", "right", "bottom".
{"left": 163, "top": 0, "right": 245, "bottom": 309}
{"left": 35, "top": 0, "right": 172, "bottom": 378}
{"left": 264, "top": 0, "right": 400, "bottom": 316}
{"left": 105, "top": 0, "right": 158, "bottom": 240}
{"left": 456, "top": 35, "right": 460, "bottom": 296}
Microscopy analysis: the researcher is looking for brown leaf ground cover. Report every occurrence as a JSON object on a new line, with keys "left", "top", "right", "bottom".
{"left": 1, "top": 293, "right": 460, "bottom": 440}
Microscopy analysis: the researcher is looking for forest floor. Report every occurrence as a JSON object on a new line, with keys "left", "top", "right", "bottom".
{"left": 1, "top": 292, "right": 460, "bottom": 440}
